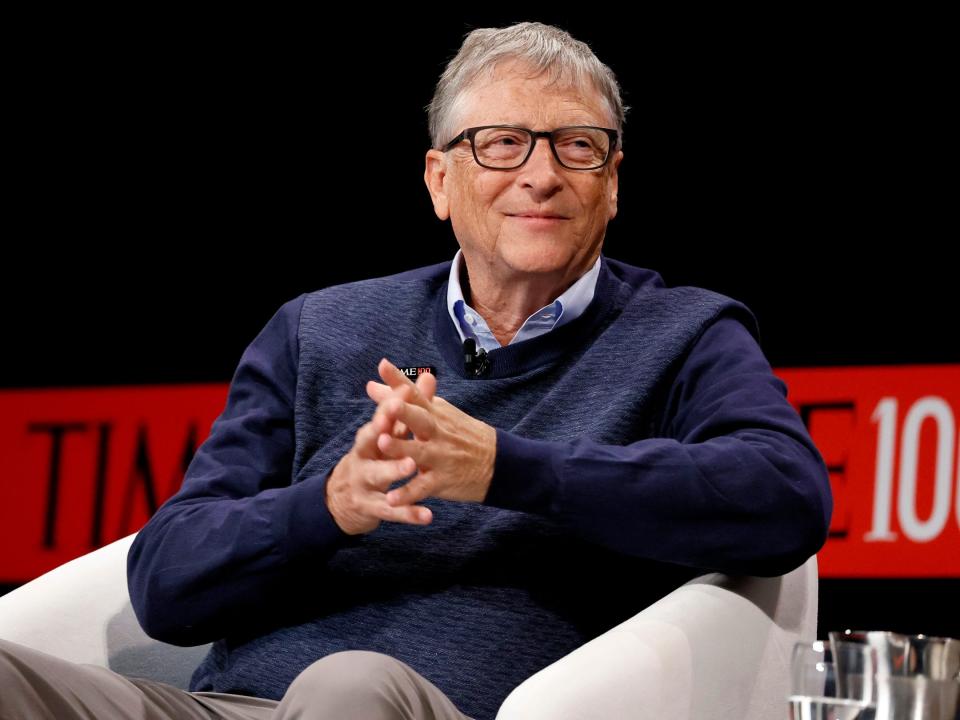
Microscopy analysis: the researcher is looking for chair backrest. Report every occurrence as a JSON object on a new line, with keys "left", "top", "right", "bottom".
{"left": 0, "top": 532, "right": 211, "bottom": 690}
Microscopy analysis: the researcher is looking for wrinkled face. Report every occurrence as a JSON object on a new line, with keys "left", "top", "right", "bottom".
{"left": 425, "top": 62, "right": 623, "bottom": 282}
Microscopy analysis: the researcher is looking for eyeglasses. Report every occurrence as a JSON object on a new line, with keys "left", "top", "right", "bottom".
{"left": 441, "top": 125, "right": 619, "bottom": 171}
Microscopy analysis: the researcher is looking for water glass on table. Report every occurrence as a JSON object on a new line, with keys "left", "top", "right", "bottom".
{"left": 789, "top": 639, "right": 878, "bottom": 719}
{"left": 829, "top": 630, "right": 959, "bottom": 719}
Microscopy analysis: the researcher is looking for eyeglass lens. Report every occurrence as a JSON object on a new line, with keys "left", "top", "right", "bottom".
{"left": 473, "top": 127, "right": 609, "bottom": 169}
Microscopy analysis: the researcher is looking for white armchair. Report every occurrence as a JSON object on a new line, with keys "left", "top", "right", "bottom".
{"left": 0, "top": 534, "right": 210, "bottom": 692}
{"left": 0, "top": 532, "right": 817, "bottom": 719}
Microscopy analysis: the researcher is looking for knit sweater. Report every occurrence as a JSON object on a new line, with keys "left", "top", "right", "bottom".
{"left": 127, "top": 254, "right": 832, "bottom": 720}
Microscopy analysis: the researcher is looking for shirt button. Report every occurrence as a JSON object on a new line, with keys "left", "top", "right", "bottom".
{"left": 465, "top": 313, "right": 475, "bottom": 324}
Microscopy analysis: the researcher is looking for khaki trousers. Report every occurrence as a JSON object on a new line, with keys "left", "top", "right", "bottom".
{"left": 0, "top": 638, "right": 476, "bottom": 720}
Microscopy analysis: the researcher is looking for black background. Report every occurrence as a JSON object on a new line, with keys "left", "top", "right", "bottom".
{"left": 3, "top": 10, "right": 956, "bottom": 638}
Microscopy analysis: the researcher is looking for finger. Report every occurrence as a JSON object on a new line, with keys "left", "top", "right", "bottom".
{"left": 369, "top": 365, "right": 436, "bottom": 407}
{"left": 353, "top": 420, "right": 381, "bottom": 460}
{"left": 378, "top": 359, "right": 431, "bottom": 410}
{"left": 386, "top": 471, "right": 434, "bottom": 507}
{"left": 414, "top": 370, "right": 437, "bottom": 403}
{"left": 364, "top": 455, "right": 417, "bottom": 491}
{"left": 376, "top": 430, "right": 426, "bottom": 463}
{"left": 370, "top": 393, "right": 411, "bottom": 439}
{"left": 366, "top": 379, "right": 399, "bottom": 404}
{"left": 378, "top": 400, "right": 435, "bottom": 442}
{"left": 391, "top": 419, "right": 410, "bottom": 438}
{"left": 355, "top": 405, "right": 405, "bottom": 460}
{"left": 375, "top": 498, "right": 433, "bottom": 526}
{"left": 366, "top": 379, "right": 384, "bottom": 402}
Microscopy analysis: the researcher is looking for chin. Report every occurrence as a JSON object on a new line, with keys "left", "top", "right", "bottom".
{"left": 501, "top": 245, "right": 573, "bottom": 275}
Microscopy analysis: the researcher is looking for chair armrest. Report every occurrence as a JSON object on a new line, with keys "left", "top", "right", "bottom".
{"left": 0, "top": 532, "right": 211, "bottom": 690}
{"left": 496, "top": 555, "right": 818, "bottom": 720}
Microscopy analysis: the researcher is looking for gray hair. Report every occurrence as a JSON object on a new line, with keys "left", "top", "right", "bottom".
{"left": 426, "top": 22, "right": 629, "bottom": 151}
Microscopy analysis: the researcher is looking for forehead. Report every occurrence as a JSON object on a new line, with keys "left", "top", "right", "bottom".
{"left": 457, "top": 63, "right": 610, "bottom": 128}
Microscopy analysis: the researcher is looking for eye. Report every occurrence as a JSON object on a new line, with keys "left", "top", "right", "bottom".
{"left": 486, "top": 132, "right": 526, "bottom": 146}
{"left": 558, "top": 135, "right": 597, "bottom": 150}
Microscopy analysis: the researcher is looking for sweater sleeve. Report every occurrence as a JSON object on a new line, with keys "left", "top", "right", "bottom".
{"left": 127, "top": 293, "right": 355, "bottom": 647}
{"left": 482, "top": 313, "right": 833, "bottom": 577}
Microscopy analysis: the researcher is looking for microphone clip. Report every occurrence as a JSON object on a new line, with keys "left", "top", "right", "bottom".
{"left": 463, "top": 338, "right": 490, "bottom": 378}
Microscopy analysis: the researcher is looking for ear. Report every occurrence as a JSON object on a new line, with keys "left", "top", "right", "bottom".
{"left": 424, "top": 149, "right": 450, "bottom": 221}
{"left": 607, "top": 149, "right": 623, "bottom": 221}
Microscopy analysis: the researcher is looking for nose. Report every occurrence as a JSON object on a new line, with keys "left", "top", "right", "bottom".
{"left": 526, "top": 136, "right": 560, "bottom": 167}
{"left": 517, "top": 136, "right": 564, "bottom": 195}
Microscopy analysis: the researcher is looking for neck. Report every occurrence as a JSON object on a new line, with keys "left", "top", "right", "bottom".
{"left": 437, "top": 252, "right": 623, "bottom": 380}
{"left": 460, "top": 255, "right": 593, "bottom": 344}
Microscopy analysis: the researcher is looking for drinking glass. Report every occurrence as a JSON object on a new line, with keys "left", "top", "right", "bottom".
{"left": 789, "top": 640, "right": 878, "bottom": 719}
{"left": 830, "top": 630, "right": 960, "bottom": 719}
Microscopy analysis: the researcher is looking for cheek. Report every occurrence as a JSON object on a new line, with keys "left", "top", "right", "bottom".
{"left": 591, "top": 180, "right": 615, "bottom": 219}
{"left": 475, "top": 173, "right": 506, "bottom": 202}
{"left": 578, "top": 185, "right": 605, "bottom": 218}
{"left": 450, "top": 183, "right": 495, "bottom": 241}
{"left": 465, "top": 177, "right": 504, "bottom": 223}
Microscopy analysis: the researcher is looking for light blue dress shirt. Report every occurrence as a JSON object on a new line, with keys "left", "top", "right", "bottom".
{"left": 446, "top": 249, "right": 602, "bottom": 352}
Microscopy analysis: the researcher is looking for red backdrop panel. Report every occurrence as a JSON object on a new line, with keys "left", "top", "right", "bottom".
{"left": 0, "top": 385, "right": 226, "bottom": 583}
{"left": 1, "top": 364, "right": 957, "bottom": 583}
{"left": 778, "top": 364, "right": 959, "bottom": 577}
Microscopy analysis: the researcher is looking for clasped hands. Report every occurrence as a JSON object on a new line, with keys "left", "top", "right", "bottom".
{"left": 325, "top": 358, "right": 497, "bottom": 536}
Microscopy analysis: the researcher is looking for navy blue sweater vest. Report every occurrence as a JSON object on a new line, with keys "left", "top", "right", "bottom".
{"left": 128, "top": 255, "right": 831, "bottom": 720}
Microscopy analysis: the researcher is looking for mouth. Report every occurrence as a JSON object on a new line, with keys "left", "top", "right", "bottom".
{"left": 506, "top": 213, "right": 569, "bottom": 227}
{"left": 507, "top": 213, "right": 569, "bottom": 220}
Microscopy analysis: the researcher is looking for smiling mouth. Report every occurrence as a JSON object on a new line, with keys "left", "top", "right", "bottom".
{"left": 506, "top": 215, "right": 569, "bottom": 231}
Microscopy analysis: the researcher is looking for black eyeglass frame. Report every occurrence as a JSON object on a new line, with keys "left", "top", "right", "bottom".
{"left": 441, "top": 125, "right": 620, "bottom": 171}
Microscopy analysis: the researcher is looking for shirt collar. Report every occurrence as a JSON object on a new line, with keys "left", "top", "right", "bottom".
{"left": 445, "top": 249, "right": 602, "bottom": 350}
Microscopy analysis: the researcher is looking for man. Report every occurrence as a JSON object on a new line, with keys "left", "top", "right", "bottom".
{"left": 0, "top": 21, "right": 832, "bottom": 720}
